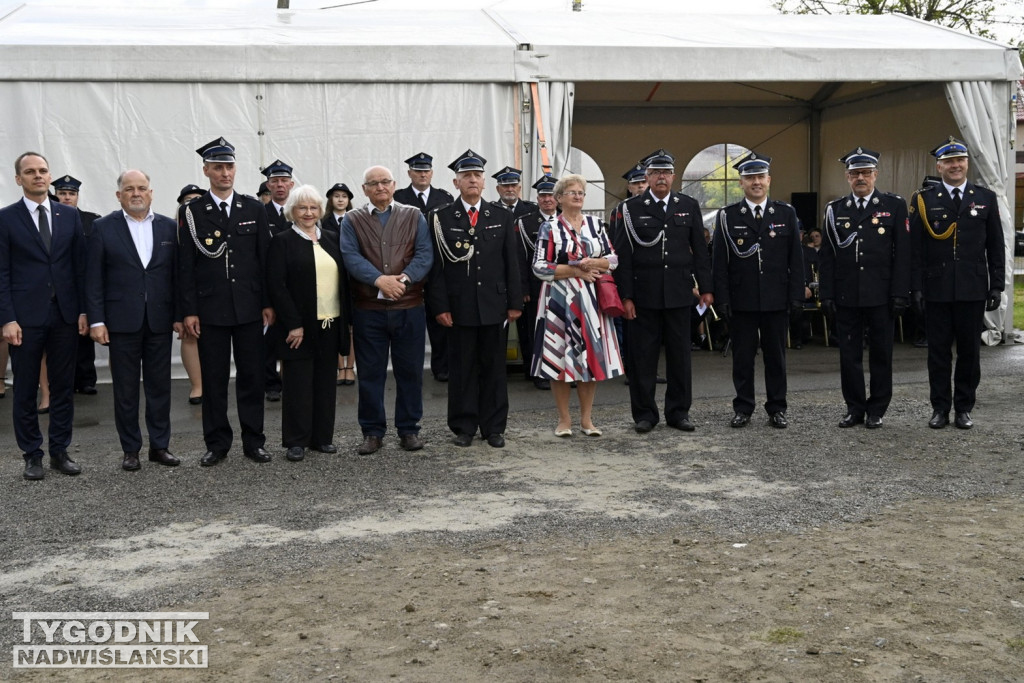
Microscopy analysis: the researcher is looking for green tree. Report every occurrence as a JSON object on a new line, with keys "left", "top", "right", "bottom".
{"left": 773, "top": 0, "right": 1012, "bottom": 43}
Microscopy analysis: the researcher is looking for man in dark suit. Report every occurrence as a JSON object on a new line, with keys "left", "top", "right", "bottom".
{"left": 0, "top": 152, "right": 87, "bottom": 480}
{"left": 86, "top": 169, "right": 180, "bottom": 470}
{"left": 394, "top": 152, "right": 455, "bottom": 383}
{"left": 261, "top": 159, "right": 293, "bottom": 402}
{"left": 427, "top": 150, "right": 522, "bottom": 448}
{"left": 610, "top": 149, "right": 713, "bottom": 434}
{"left": 910, "top": 137, "right": 1004, "bottom": 430}
{"left": 711, "top": 152, "right": 804, "bottom": 429}
{"left": 178, "top": 137, "right": 274, "bottom": 466}
{"left": 819, "top": 148, "right": 910, "bottom": 429}
{"left": 53, "top": 174, "right": 101, "bottom": 395}
{"left": 492, "top": 166, "right": 537, "bottom": 220}
{"left": 514, "top": 174, "right": 558, "bottom": 391}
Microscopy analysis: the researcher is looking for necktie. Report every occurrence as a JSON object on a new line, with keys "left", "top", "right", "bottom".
{"left": 38, "top": 205, "right": 51, "bottom": 252}
{"left": 754, "top": 204, "right": 762, "bottom": 222}
{"left": 952, "top": 187, "right": 962, "bottom": 211}
{"left": 660, "top": 200, "right": 667, "bottom": 213}
{"left": 418, "top": 192, "right": 426, "bottom": 206}
{"left": 857, "top": 198, "right": 865, "bottom": 212}
{"left": 468, "top": 206, "right": 478, "bottom": 228}
{"left": 219, "top": 201, "right": 229, "bottom": 221}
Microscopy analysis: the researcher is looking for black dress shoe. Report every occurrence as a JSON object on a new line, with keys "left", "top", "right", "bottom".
{"left": 866, "top": 415, "right": 883, "bottom": 429}
{"left": 77, "top": 385, "right": 98, "bottom": 395}
{"left": 244, "top": 447, "right": 272, "bottom": 463}
{"left": 453, "top": 433, "right": 473, "bottom": 447}
{"left": 37, "top": 405, "right": 49, "bottom": 415}
{"left": 188, "top": 395, "right": 203, "bottom": 405}
{"left": 838, "top": 413, "right": 864, "bottom": 428}
{"left": 148, "top": 448, "right": 180, "bottom": 466}
{"left": 730, "top": 413, "right": 750, "bottom": 428}
{"left": 667, "top": 417, "right": 696, "bottom": 432}
{"left": 954, "top": 412, "right": 973, "bottom": 429}
{"left": 23, "top": 455, "right": 44, "bottom": 480}
{"left": 265, "top": 390, "right": 282, "bottom": 402}
{"left": 200, "top": 450, "right": 227, "bottom": 467}
{"left": 768, "top": 412, "right": 788, "bottom": 429}
{"left": 655, "top": 376, "right": 667, "bottom": 384}
{"left": 400, "top": 434, "right": 424, "bottom": 451}
{"left": 928, "top": 411, "right": 949, "bottom": 429}
{"left": 50, "top": 451, "right": 82, "bottom": 475}
{"left": 122, "top": 452, "right": 141, "bottom": 471}
{"left": 485, "top": 434, "right": 505, "bottom": 448}
{"left": 634, "top": 420, "right": 654, "bottom": 434}
{"left": 312, "top": 444, "right": 337, "bottom": 454}
{"left": 533, "top": 378, "right": 551, "bottom": 390}
{"left": 286, "top": 446, "right": 305, "bottom": 462}
{"left": 434, "top": 372, "right": 449, "bottom": 383}
{"left": 357, "top": 435, "right": 383, "bottom": 455}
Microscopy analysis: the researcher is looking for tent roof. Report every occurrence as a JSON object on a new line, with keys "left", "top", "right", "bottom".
{"left": 0, "top": 1, "right": 1019, "bottom": 83}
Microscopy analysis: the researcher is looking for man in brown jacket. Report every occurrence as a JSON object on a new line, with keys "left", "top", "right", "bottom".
{"left": 340, "top": 166, "right": 433, "bottom": 455}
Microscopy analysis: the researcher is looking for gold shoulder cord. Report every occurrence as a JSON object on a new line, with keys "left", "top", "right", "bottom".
{"left": 918, "top": 192, "right": 956, "bottom": 241}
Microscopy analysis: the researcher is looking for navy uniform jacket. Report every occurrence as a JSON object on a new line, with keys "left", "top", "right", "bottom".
{"left": 177, "top": 192, "right": 271, "bottom": 327}
{"left": 711, "top": 198, "right": 804, "bottom": 312}
{"left": 819, "top": 191, "right": 911, "bottom": 307}
{"left": 495, "top": 199, "right": 538, "bottom": 222}
{"left": 0, "top": 199, "right": 85, "bottom": 327}
{"left": 265, "top": 201, "right": 290, "bottom": 236}
{"left": 610, "top": 190, "right": 711, "bottom": 309}
{"left": 79, "top": 209, "right": 101, "bottom": 238}
{"left": 514, "top": 210, "right": 550, "bottom": 302}
{"left": 86, "top": 211, "right": 178, "bottom": 334}
{"left": 909, "top": 182, "right": 1004, "bottom": 302}
{"left": 394, "top": 185, "right": 454, "bottom": 215}
{"left": 426, "top": 200, "right": 523, "bottom": 326}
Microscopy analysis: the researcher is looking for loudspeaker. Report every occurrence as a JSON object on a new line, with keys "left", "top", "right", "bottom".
{"left": 790, "top": 192, "right": 818, "bottom": 232}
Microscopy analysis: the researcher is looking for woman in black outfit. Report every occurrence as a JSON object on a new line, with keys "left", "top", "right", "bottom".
{"left": 266, "top": 184, "right": 350, "bottom": 461}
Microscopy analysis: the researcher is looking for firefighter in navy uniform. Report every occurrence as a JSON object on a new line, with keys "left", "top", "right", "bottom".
{"left": 492, "top": 166, "right": 537, "bottom": 220}
{"left": 910, "top": 137, "right": 1004, "bottom": 430}
{"left": 610, "top": 149, "right": 713, "bottom": 434}
{"left": 394, "top": 152, "right": 455, "bottom": 383}
{"left": 426, "top": 150, "right": 522, "bottom": 448}
{"left": 513, "top": 173, "right": 558, "bottom": 391}
{"left": 52, "top": 174, "right": 101, "bottom": 395}
{"left": 711, "top": 152, "right": 804, "bottom": 429}
{"left": 178, "top": 137, "right": 274, "bottom": 466}
{"left": 260, "top": 159, "right": 294, "bottom": 402}
{"left": 819, "top": 147, "right": 910, "bottom": 430}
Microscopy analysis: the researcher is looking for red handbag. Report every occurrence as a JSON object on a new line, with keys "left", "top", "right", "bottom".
{"left": 595, "top": 273, "right": 625, "bottom": 317}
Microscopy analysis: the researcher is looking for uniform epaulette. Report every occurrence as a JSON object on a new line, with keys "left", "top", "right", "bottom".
{"left": 770, "top": 199, "right": 795, "bottom": 209}
{"left": 882, "top": 191, "right": 905, "bottom": 201}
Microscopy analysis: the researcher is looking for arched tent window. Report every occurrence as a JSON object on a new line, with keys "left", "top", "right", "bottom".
{"left": 681, "top": 143, "right": 750, "bottom": 228}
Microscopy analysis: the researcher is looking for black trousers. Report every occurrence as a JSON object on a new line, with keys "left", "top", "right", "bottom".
{"left": 109, "top": 325, "right": 172, "bottom": 453}
{"left": 626, "top": 306, "right": 692, "bottom": 425}
{"left": 836, "top": 303, "right": 893, "bottom": 418}
{"left": 730, "top": 310, "right": 788, "bottom": 416}
{"left": 425, "top": 300, "right": 449, "bottom": 377}
{"left": 264, "top": 323, "right": 283, "bottom": 393}
{"left": 10, "top": 301, "right": 77, "bottom": 458}
{"left": 926, "top": 300, "right": 984, "bottom": 414}
{"left": 516, "top": 297, "right": 540, "bottom": 378}
{"left": 446, "top": 323, "right": 508, "bottom": 437}
{"left": 197, "top": 321, "right": 266, "bottom": 454}
{"left": 74, "top": 334, "right": 97, "bottom": 390}
{"left": 280, "top": 322, "right": 339, "bottom": 448}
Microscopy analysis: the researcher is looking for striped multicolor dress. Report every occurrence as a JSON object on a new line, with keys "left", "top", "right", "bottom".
{"left": 530, "top": 214, "right": 624, "bottom": 382}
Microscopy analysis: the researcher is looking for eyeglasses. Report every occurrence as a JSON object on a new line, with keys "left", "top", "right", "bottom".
{"left": 364, "top": 179, "right": 394, "bottom": 188}
{"left": 561, "top": 191, "right": 586, "bottom": 198}
{"left": 647, "top": 170, "right": 674, "bottom": 177}
{"left": 846, "top": 170, "right": 875, "bottom": 178}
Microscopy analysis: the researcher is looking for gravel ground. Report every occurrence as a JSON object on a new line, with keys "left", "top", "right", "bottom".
{"left": 1, "top": 342, "right": 1023, "bottom": 681}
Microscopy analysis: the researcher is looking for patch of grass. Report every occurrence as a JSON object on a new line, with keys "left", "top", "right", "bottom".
{"left": 1007, "top": 638, "right": 1024, "bottom": 651}
{"left": 765, "top": 627, "right": 804, "bottom": 644}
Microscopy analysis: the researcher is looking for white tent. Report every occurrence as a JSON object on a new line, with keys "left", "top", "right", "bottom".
{"left": 0, "top": 1, "right": 1020, "bottom": 336}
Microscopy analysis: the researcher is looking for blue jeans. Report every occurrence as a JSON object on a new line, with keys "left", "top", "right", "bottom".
{"left": 352, "top": 306, "right": 426, "bottom": 437}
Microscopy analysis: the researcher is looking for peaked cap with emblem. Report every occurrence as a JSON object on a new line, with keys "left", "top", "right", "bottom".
{"left": 622, "top": 163, "right": 646, "bottom": 183}
{"left": 733, "top": 151, "right": 771, "bottom": 176}
{"left": 930, "top": 136, "right": 969, "bottom": 160}
{"left": 531, "top": 173, "right": 556, "bottom": 195}
{"left": 642, "top": 149, "right": 675, "bottom": 171}
{"left": 261, "top": 159, "right": 293, "bottom": 179}
{"left": 448, "top": 149, "right": 487, "bottom": 173}
{"left": 196, "top": 137, "right": 236, "bottom": 163}
{"left": 52, "top": 175, "right": 82, "bottom": 191}
{"left": 840, "top": 147, "right": 880, "bottom": 170}
{"left": 492, "top": 166, "right": 523, "bottom": 185}
{"left": 404, "top": 152, "right": 434, "bottom": 170}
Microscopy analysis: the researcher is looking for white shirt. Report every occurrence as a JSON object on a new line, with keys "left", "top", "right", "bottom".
{"left": 943, "top": 181, "right": 966, "bottom": 197}
{"left": 123, "top": 209, "right": 154, "bottom": 268}
{"left": 211, "top": 191, "right": 235, "bottom": 217}
{"left": 745, "top": 199, "right": 768, "bottom": 215}
{"left": 272, "top": 200, "right": 285, "bottom": 216}
{"left": 461, "top": 200, "right": 481, "bottom": 214}
{"left": 22, "top": 196, "right": 48, "bottom": 233}
{"left": 415, "top": 187, "right": 430, "bottom": 204}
